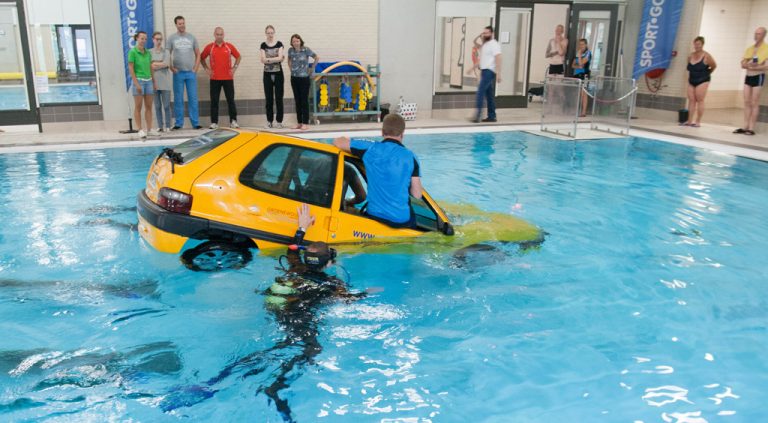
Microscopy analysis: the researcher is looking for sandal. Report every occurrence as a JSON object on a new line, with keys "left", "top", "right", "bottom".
{"left": 733, "top": 128, "right": 747, "bottom": 134}
{"left": 679, "top": 122, "right": 689, "bottom": 126}
{"left": 689, "top": 123, "right": 700, "bottom": 128}
{"left": 744, "top": 130, "right": 755, "bottom": 135}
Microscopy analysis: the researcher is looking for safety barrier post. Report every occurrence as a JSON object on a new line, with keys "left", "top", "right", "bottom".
{"left": 540, "top": 76, "right": 582, "bottom": 138}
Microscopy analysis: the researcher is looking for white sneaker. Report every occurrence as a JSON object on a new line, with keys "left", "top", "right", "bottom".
{"left": 164, "top": 127, "right": 171, "bottom": 133}
{"left": 230, "top": 120, "right": 240, "bottom": 129}
{"left": 264, "top": 122, "right": 273, "bottom": 129}
{"left": 209, "top": 123, "right": 219, "bottom": 129}
{"left": 148, "top": 129, "right": 160, "bottom": 136}
{"left": 275, "top": 122, "right": 284, "bottom": 129}
{"left": 138, "top": 129, "right": 146, "bottom": 139}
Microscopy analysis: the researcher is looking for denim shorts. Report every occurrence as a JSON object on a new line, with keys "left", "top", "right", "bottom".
{"left": 132, "top": 79, "right": 154, "bottom": 96}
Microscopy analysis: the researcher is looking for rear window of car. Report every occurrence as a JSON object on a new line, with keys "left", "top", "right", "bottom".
{"left": 173, "top": 129, "right": 239, "bottom": 163}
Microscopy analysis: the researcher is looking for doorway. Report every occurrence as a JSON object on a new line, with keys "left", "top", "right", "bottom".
{"left": 0, "top": 0, "right": 37, "bottom": 125}
{"left": 496, "top": 7, "right": 531, "bottom": 98}
{"left": 568, "top": 3, "right": 619, "bottom": 78}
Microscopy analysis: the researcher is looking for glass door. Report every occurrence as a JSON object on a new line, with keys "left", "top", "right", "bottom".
{"left": 568, "top": 3, "right": 619, "bottom": 78}
{"left": 497, "top": 7, "right": 530, "bottom": 97}
{"left": 0, "top": 1, "right": 37, "bottom": 125}
{"left": 449, "top": 17, "right": 466, "bottom": 88}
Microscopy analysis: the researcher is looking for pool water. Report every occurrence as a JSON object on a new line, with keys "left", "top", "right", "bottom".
{"left": 1, "top": 132, "right": 767, "bottom": 422}
{"left": 0, "top": 84, "right": 98, "bottom": 110}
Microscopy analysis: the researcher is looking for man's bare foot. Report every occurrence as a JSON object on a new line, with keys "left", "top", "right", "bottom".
{"left": 293, "top": 125, "right": 302, "bottom": 129}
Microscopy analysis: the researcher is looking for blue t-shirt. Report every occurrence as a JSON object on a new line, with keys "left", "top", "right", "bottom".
{"left": 350, "top": 138, "right": 420, "bottom": 224}
{"left": 573, "top": 50, "right": 592, "bottom": 76}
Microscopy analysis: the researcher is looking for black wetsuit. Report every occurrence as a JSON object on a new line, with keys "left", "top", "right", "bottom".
{"left": 160, "top": 229, "right": 362, "bottom": 422}
{"left": 687, "top": 58, "right": 711, "bottom": 87}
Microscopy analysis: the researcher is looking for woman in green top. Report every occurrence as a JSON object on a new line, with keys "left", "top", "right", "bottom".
{"left": 128, "top": 31, "right": 156, "bottom": 139}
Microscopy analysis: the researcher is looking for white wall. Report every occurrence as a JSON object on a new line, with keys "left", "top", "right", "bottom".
{"left": 26, "top": 0, "right": 90, "bottom": 25}
{"left": 699, "top": 0, "right": 752, "bottom": 93}
{"left": 162, "top": 0, "right": 379, "bottom": 102}
{"left": 380, "top": 0, "right": 436, "bottom": 111}
{"left": 91, "top": 0, "right": 130, "bottom": 120}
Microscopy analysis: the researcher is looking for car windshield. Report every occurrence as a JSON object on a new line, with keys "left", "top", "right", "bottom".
{"left": 172, "top": 129, "right": 239, "bottom": 163}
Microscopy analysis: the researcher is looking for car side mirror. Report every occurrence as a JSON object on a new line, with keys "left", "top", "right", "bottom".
{"left": 442, "top": 222, "right": 455, "bottom": 236}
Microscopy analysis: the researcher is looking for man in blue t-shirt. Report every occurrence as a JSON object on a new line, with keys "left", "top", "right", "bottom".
{"left": 333, "top": 114, "right": 423, "bottom": 227}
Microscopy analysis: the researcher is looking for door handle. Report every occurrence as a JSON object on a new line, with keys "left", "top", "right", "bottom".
{"left": 247, "top": 205, "right": 262, "bottom": 215}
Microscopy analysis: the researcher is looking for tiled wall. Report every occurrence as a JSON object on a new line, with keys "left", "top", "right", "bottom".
{"left": 635, "top": 94, "right": 686, "bottom": 112}
{"left": 432, "top": 93, "right": 476, "bottom": 110}
{"left": 197, "top": 99, "right": 296, "bottom": 121}
{"left": 40, "top": 105, "right": 104, "bottom": 123}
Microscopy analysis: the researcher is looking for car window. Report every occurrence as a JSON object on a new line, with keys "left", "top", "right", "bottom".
{"left": 412, "top": 196, "right": 439, "bottom": 232}
{"left": 240, "top": 144, "right": 337, "bottom": 208}
{"left": 173, "top": 129, "right": 239, "bottom": 163}
{"left": 341, "top": 159, "right": 368, "bottom": 212}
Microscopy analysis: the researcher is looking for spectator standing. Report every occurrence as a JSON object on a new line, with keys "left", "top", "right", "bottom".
{"left": 474, "top": 26, "right": 502, "bottom": 123}
{"left": 201, "top": 27, "right": 241, "bottom": 129}
{"left": 734, "top": 27, "right": 768, "bottom": 136}
{"left": 287, "top": 34, "right": 319, "bottom": 130}
{"left": 151, "top": 31, "right": 172, "bottom": 133}
{"left": 261, "top": 25, "right": 285, "bottom": 129}
{"left": 683, "top": 36, "right": 717, "bottom": 127}
{"left": 127, "top": 31, "right": 156, "bottom": 139}
{"left": 546, "top": 24, "right": 568, "bottom": 76}
{"left": 167, "top": 16, "right": 202, "bottom": 130}
{"left": 572, "top": 38, "right": 592, "bottom": 118}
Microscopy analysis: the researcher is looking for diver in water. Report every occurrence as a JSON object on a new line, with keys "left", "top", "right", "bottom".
{"left": 161, "top": 204, "right": 366, "bottom": 421}
{"left": 257, "top": 203, "right": 365, "bottom": 421}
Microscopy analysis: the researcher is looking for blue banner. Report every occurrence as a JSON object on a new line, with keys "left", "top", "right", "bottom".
{"left": 120, "top": 0, "right": 154, "bottom": 90}
{"left": 632, "top": 0, "right": 683, "bottom": 79}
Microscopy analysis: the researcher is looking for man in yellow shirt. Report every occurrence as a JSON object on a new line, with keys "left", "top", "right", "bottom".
{"left": 735, "top": 27, "right": 768, "bottom": 135}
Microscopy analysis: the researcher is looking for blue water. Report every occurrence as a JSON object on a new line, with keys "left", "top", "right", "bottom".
{"left": 0, "top": 84, "right": 98, "bottom": 110}
{"left": 1, "top": 132, "right": 767, "bottom": 422}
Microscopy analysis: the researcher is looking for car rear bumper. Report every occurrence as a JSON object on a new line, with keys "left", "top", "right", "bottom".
{"left": 137, "top": 190, "right": 205, "bottom": 253}
{"left": 137, "top": 190, "right": 294, "bottom": 253}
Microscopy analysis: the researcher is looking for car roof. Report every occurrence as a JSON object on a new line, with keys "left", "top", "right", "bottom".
{"left": 238, "top": 130, "right": 342, "bottom": 155}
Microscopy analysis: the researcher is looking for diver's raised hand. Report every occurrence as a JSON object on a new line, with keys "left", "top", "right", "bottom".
{"left": 297, "top": 203, "right": 316, "bottom": 230}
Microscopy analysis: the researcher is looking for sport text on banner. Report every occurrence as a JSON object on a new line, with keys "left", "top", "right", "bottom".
{"left": 120, "top": 0, "right": 154, "bottom": 91}
{"left": 632, "top": 0, "right": 684, "bottom": 80}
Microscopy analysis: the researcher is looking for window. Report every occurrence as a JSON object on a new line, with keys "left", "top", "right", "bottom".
{"left": 26, "top": 0, "right": 99, "bottom": 105}
{"left": 240, "top": 145, "right": 337, "bottom": 208}
{"left": 411, "top": 196, "right": 440, "bottom": 232}
{"left": 341, "top": 157, "right": 439, "bottom": 232}
{"left": 173, "top": 129, "right": 239, "bottom": 163}
{"left": 341, "top": 158, "right": 368, "bottom": 212}
{"left": 434, "top": 1, "right": 495, "bottom": 93}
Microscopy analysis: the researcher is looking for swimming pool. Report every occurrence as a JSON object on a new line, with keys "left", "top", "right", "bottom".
{"left": 1, "top": 131, "right": 766, "bottom": 422}
{"left": 0, "top": 84, "right": 98, "bottom": 110}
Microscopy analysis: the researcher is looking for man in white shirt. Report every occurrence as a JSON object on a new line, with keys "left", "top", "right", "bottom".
{"left": 474, "top": 26, "right": 502, "bottom": 123}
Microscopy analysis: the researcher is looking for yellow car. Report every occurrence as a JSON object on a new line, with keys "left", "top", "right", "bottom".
{"left": 137, "top": 129, "right": 542, "bottom": 270}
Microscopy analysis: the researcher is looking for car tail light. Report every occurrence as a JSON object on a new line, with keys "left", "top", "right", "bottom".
{"left": 157, "top": 187, "right": 193, "bottom": 214}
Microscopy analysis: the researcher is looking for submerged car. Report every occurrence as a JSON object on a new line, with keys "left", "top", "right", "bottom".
{"left": 137, "top": 129, "right": 542, "bottom": 270}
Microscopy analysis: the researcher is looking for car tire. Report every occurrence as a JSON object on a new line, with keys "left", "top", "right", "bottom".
{"left": 180, "top": 241, "right": 253, "bottom": 271}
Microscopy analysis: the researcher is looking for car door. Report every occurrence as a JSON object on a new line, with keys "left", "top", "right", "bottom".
{"left": 328, "top": 153, "right": 436, "bottom": 244}
{"left": 192, "top": 142, "right": 338, "bottom": 249}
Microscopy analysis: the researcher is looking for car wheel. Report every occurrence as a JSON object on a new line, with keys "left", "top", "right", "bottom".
{"left": 181, "top": 241, "right": 253, "bottom": 271}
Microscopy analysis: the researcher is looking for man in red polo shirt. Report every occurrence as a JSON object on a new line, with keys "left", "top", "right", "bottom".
{"left": 201, "top": 27, "right": 241, "bottom": 129}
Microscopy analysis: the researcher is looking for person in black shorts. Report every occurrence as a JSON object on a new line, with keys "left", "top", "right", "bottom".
{"left": 735, "top": 27, "right": 767, "bottom": 136}
{"left": 546, "top": 24, "right": 568, "bottom": 76}
{"left": 683, "top": 36, "right": 717, "bottom": 127}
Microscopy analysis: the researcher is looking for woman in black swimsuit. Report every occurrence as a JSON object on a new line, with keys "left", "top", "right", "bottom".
{"left": 683, "top": 36, "right": 717, "bottom": 127}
